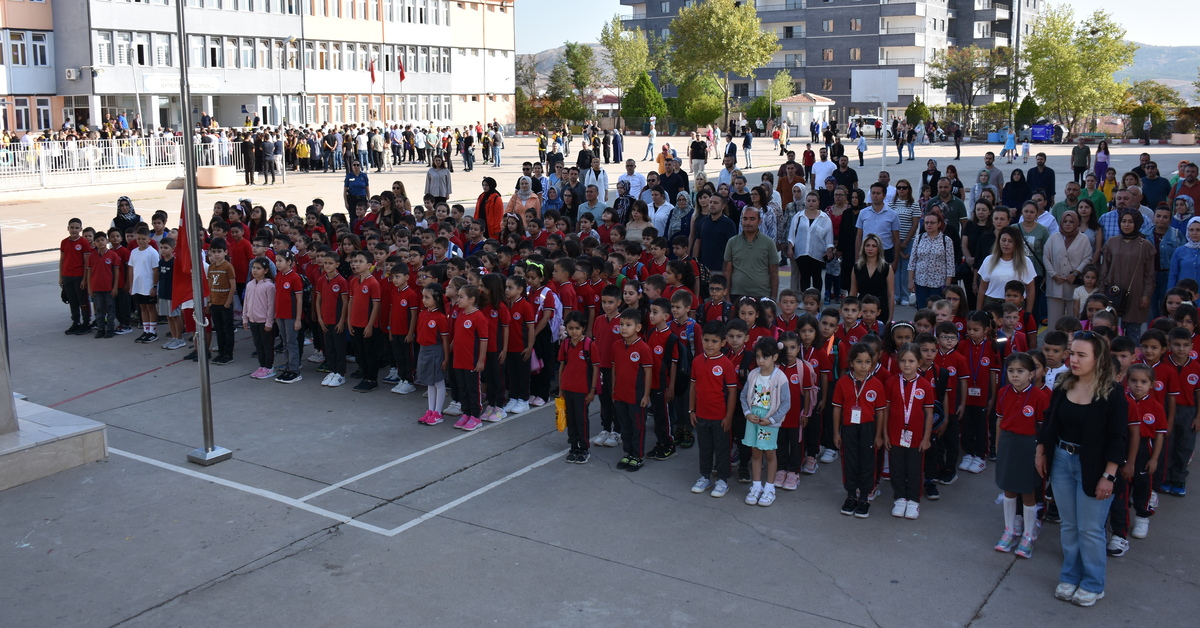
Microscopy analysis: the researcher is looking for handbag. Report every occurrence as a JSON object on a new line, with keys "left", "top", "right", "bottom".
{"left": 1106, "top": 242, "right": 1146, "bottom": 317}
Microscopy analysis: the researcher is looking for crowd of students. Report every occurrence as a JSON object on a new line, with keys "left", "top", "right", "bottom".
{"left": 55, "top": 145, "right": 1200, "bottom": 609}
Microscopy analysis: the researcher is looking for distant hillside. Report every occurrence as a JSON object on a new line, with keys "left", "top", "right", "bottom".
{"left": 519, "top": 43, "right": 611, "bottom": 91}
{"left": 1119, "top": 43, "right": 1200, "bottom": 84}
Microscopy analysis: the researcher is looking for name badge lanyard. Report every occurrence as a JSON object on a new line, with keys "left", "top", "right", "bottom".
{"left": 850, "top": 375, "right": 869, "bottom": 424}
{"left": 1008, "top": 384, "right": 1035, "bottom": 419}
{"left": 899, "top": 377, "right": 919, "bottom": 428}
{"left": 967, "top": 340, "right": 986, "bottom": 394}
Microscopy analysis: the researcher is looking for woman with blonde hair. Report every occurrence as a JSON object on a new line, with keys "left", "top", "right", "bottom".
{"left": 851, "top": 233, "right": 894, "bottom": 322}
{"left": 977, "top": 225, "right": 1037, "bottom": 311}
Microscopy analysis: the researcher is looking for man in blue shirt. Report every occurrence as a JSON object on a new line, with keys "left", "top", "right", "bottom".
{"left": 343, "top": 160, "right": 370, "bottom": 213}
{"left": 855, "top": 182, "right": 901, "bottom": 263}
{"left": 695, "top": 195, "right": 737, "bottom": 272}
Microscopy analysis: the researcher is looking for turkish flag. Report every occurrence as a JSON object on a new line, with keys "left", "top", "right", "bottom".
{"left": 369, "top": 59, "right": 376, "bottom": 83}
{"left": 398, "top": 59, "right": 406, "bottom": 82}
{"left": 172, "top": 197, "right": 209, "bottom": 311}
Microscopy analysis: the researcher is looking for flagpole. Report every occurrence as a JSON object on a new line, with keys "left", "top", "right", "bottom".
{"left": 177, "top": 0, "right": 231, "bottom": 466}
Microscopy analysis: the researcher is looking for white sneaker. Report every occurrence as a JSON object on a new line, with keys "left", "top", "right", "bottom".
{"left": 904, "top": 500, "right": 920, "bottom": 519}
{"left": 711, "top": 479, "right": 729, "bottom": 498}
{"left": 867, "top": 486, "right": 881, "bottom": 501}
{"left": 307, "top": 351, "right": 325, "bottom": 363}
{"left": 444, "top": 401, "right": 463, "bottom": 416}
{"left": 1131, "top": 516, "right": 1149, "bottom": 539}
{"left": 390, "top": 382, "right": 408, "bottom": 394}
{"left": 510, "top": 399, "right": 531, "bottom": 415}
{"left": 892, "top": 499, "right": 908, "bottom": 517}
{"left": 382, "top": 367, "right": 400, "bottom": 383}
{"left": 303, "top": 336, "right": 313, "bottom": 346}
{"left": 1150, "top": 491, "right": 1159, "bottom": 509}
{"left": 818, "top": 449, "right": 839, "bottom": 464}
{"left": 603, "top": 431, "right": 621, "bottom": 447}
{"left": 899, "top": 297, "right": 911, "bottom": 307}
{"left": 321, "top": 373, "right": 335, "bottom": 386}
{"left": 959, "top": 455, "right": 974, "bottom": 471}
{"left": 691, "top": 476, "right": 713, "bottom": 493}
{"left": 592, "top": 430, "right": 610, "bottom": 446}
{"left": 396, "top": 380, "right": 417, "bottom": 394}
{"left": 484, "top": 408, "right": 507, "bottom": 422}
{"left": 968, "top": 457, "right": 987, "bottom": 474}
{"left": 328, "top": 374, "right": 346, "bottom": 387}
{"left": 502, "top": 398, "right": 519, "bottom": 413}
{"left": 745, "top": 488, "right": 762, "bottom": 505}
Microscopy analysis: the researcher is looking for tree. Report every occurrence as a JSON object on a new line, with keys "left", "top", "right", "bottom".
{"left": 563, "top": 42, "right": 599, "bottom": 113}
{"left": 515, "top": 87, "right": 535, "bottom": 122}
{"left": 545, "top": 58, "right": 574, "bottom": 102}
{"left": 668, "top": 0, "right": 780, "bottom": 125}
{"left": 1118, "top": 80, "right": 1185, "bottom": 139}
{"left": 600, "top": 16, "right": 650, "bottom": 94}
{"left": 905, "top": 98, "right": 931, "bottom": 126}
{"left": 1013, "top": 94, "right": 1040, "bottom": 129}
{"left": 926, "top": 46, "right": 1006, "bottom": 132}
{"left": 1022, "top": 6, "right": 1137, "bottom": 134}
{"left": 677, "top": 74, "right": 724, "bottom": 127}
{"left": 764, "top": 69, "right": 795, "bottom": 121}
{"left": 646, "top": 31, "right": 680, "bottom": 94}
{"left": 515, "top": 55, "right": 539, "bottom": 96}
{"left": 623, "top": 72, "right": 668, "bottom": 121}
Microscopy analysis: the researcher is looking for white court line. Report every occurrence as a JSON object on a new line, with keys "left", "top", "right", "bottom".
{"left": 4, "top": 269, "right": 58, "bottom": 277}
{"left": 109, "top": 448, "right": 391, "bottom": 535}
{"left": 297, "top": 412, "right": 533, "bottom": 503}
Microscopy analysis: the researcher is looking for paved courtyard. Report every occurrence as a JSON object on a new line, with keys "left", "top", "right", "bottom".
{"left": 1, "top": 136, "right": 1198, "bottom": 626}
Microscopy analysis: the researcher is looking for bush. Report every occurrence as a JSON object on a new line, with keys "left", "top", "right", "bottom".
{"left": 905, "top": 98, "right": 930, "bottom": 126}
{"left": 744, "top": 97, "right": 771, "bottom": 124}
{"left": 1014, "top": 95, "right": 1040, "bottom": 129}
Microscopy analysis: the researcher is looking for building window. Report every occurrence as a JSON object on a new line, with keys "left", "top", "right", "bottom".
{"left": 345, "top": 41, "right": 355, "bottom": 70}
{"left": 785, "top": 53, "right": 804, "bottom": 67}
{"left": 13, "top": 97, "right": 29, "bottom": 131}
{"left": 289, "top": 40, "right": 300, "bottom": 69}
{"left": 36, "top": 98, "right": 51, "bottom": 130}
{"left": 822, "top": 78, "right": 833, "bottom": 91}
{"left": 224, "top": 37, "right": 238, "bottom": 68}
{"left": 97, "top": 32, "right": 113, "bottom": 65}
{"left": 660, "top": 1, "right": 669, "bottom": 12}
{"left": 191, "top": 35, "right": 205, "bottom": 68}
{"left": 331, "top": 43, "right": 342, "bottom": 70}
{"left": 156, "top": 33, "right": 173, "bottom": 67}
{"left": 849, "top": 18, "right": 862, "bottom": 31}
{"left": 732, "top": 83, "right": 749, "bottom": 99}
{"left": 318, "top": 42, "right": 328, "bottom": 70}
{"left": 420, "top": 46, "right": 429, "bottom": 72}
{"left": 208, "top": 37, "right": 222, "bottom": 68}
{"left": 257, "top": 39, "right": 270, "bottom": 68}
{"left": 441, "top": 47, "right": 450, "bottom": 73}
{"left": 821, "top": 19, "right": 833, "bottom": 32}
{"left": 115, "top": 32, "right": 131, "bottom": 65}
{"left": 31, "top": 33, "right": 49, "bottom": 67}
{"left": 320, "top": 95, "right": 330, "bottom": 122}
{"left": 849, "top": 47, "right": 861, "bottom": 61}
{"left": 240, "top": 37, "right": 253, "bottom": 68}
{"left": 822, "top": 48, "right": 833, "bottom": 61}
{"left": 304, "top": 42, "right": 315, "bottom": 69}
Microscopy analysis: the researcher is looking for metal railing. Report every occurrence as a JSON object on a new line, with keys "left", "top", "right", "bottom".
{"left": 0, "top": 138, "right": 249, "bottom": 192}
{"left": 880, "top": 57, "right": 923, "bottom": 66}
{"left": 880, "top": 26, "right": 927, "bottom": 34}
{"left": 758, "top": 0, "right": 806, "bottom": 11}
{"left": 763, "top": 60, "right": 807, "bottom": 68}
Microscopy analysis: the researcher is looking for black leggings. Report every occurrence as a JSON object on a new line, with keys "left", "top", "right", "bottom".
{"left": 794, "top": 256, "right": 825, "bottom": 293}
{"left": 249, "top": 322, "right": 273, "bottom": 369}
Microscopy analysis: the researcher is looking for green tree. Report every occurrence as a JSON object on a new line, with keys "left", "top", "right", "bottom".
{"left": 744, "top": 97, "right": 771, "bottom": 123}
{"left": 1118, "top": 80, "right": 1185, "bottom": 139}
{"left": 1022, "top": 6, "right": 1137, "bottom": 133}
{"left": 515, "top": 87, "right": 535, "bottom": 122}
{"left": 677, "top": 74, "right": 724, "bottom": 127}
{"left": 515, "top": 55, "right": 539, "bottom": 97}
{"left": 545, "top": 58, "right": 574, "bottom": 102}
{"left": 764, "top": 69, "right": 795, "bottom": 121}
{"left": 905, "top": 98, "right": 931, "bottom": 126}
{"left": 926, "top": 46, "right": 1006, "bottom": 132}
{"left": 668, "top": 0, "right": 780, "bottom": 124}
{"left": 600, "top": 16, "right": 650, "bottom": 93}
{"left": 556, "top": 95, "right": 589, "bottom": 123}
{"left": 563, "top": 42, "right": 599, "bottom": 112}
{"left": 647, "top": 31, "right": 679, "bottom": 94}
{"left": 1013, "top": 94, "right": 1041, "bottom": 129}
{"left": 623, "top": 72, "right": 669, "bottom": 120}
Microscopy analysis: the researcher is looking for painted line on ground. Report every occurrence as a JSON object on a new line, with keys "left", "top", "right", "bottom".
{"left": 4, "top": 269, "right": 58, "bottom": 277}
{"left": 380, "top": 448, "right": 567, "bottom": 537}
{"left": 50, "top": 360, "right": 185, "bottom": 407}
{"left": 109, "top": 447, "right": 391, "bottom": 535}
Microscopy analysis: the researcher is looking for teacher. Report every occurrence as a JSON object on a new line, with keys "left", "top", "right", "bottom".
{"left": 724, "top": 206, "right": 780, "bottom": 300}
{"left": 1043, "top": 210, "right": 1094, "bottom": 326}
{"left": 977, "top": 225, "right": 1037, "bottom": 311}
{"left": 907, "top": 210, "right": 956, "bottom": 308}
{"left": 1036, "top": 331, "right": 1127, "bottom": 607}
{"left": 787, "top": 191, "right": 835, "bottom": 294}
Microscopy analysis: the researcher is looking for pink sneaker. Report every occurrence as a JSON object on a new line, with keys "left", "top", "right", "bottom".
{"left": 529, "top": 396, "right": 546, "bottom": 407}
{"left": 427, "top": 411, "right": 444, "bottom": 425}
{"left": 479, "top": 407, "right": 495, "bottom": 421}
{"left": 418, "top": 411, "right": 433, "bottom": 424}
{"left": 453, "top": 414, "right": 471, "bottom": 429}
{"left": 462, "top": 416, "right": 483, "bottom": 431}
{"left": 250, "top": 367, "right": 268, "bottom": 379}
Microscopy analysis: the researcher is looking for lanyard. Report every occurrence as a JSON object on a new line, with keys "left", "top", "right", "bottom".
{"left": 1008, "top": 384, "right": 1034, "bottom": 418}
{"left": 802, "top": 345, "right": 816, "bottom": 365}
{"left": 966, "top": 340, "right": 986, "bottom": 384}
{"left": 850, "top": 375, "right": 869, "bottom": 407}
{"left": 900, "top": 376, "right": 919, "bottom": 426}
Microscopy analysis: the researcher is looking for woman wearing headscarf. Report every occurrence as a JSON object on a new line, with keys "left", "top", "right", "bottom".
{"left": 507, "top": 175, "right": 541, "bottom": 219}
{"left": 611, "top": 179, "right": 634, "bottom": 224}
{"left": 476, "top": 176, "right": 505, "bottom": 238}
{"left": 1171, "top": 195, "right": 1195, "bottom": 232}
{"left": 1043, "top": 209, "right": 1095, "bottom": 326}
{"left": 920, "top": 159, "right": 941, "bottom": 191}
{"left": 968, "top": 168, "right": 1000, "bottom": 210}
{"left": 666, "top": 190, "right": 694, "bottom": 242}
{"left": 1168, "top": 216, "right": 1200, "bottom": 290}
{"left": 111, "top": 196, "right": 142, "bottom": 234}
{"left": 1003, "top": 168, "right": 1033, "bottom": 209}
{"left": 1100, "top": 209, "right": 1156, "bottom": 336}
{"left": 542, "top": 185, "right": 564, "bottom": 214}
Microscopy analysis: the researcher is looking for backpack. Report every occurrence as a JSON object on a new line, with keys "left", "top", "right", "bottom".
{"left": 298, "top": 272, "right": 314, "bottom": 317}
{"left": 700, "top": 299, "right": 732, "bottom": 326}
{"left": 928, "top": 365, "right": 949, "bottom": 431}
{"left": 536, "top": 286, "right": 564, "bottom": 340}
{"left": 690, "top": 258, "right": 711, "bottom": 296}
{"left": 663, "top": 325, "right": 695, "bottom": 396}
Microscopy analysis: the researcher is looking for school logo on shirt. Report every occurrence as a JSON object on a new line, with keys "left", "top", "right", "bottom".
{"left": 630, "top": 351, "right": 641, "bottom": 362}
{"left": 578, "top": 350, "right": 586, "bottom": 360}
{"left": 104, "top": 258, "right": 112, "bottom": 265}
{"left": 654, "top": 345, "right": 663, "bottom": 355}
{"left": 332, "top": 285, "right": 341, "bottom": 292}
{"left": 1190, "top": 374, "right": 1200, "bottom": 386}
{"left": 712, "top": 365, "right": 723, "bottom": 376}
{"left": 955, "top": 322, "right": 964, "bottom": 331}
{"left": 463, "top": 320, "right": 473, "bottom": 329}
{"left": 789, "top": 373, "right": 801, "bottom": 384}
{"left": 75, "top": 244, "right": 82, "bottom": 251}
{"left": 1192, "top": 350, "right": 1199, "bottom": 360}
{"left": 865, "top": 390, "right": 877, "bottom": 402}
{"left": 361, "top": 286, "right": 370, "bottom": 294}
{"left": 401, "top": 299, "right": 408, "bottom": 307}
{"left": 808, "top": 358, "right": 819, "bottom": 367}
{"left": 427, "top": 320, "right": 436, "bottom": 328}
{"left": 1155, "top": 380, "right": 1165, "bottom": 391}
{"left": 512, "top": 312, "right": 522, "bottom": 321}
{"left": 489, "top": 310, "right": 498, "bottom": 319}
{"left": 1023, "top": 405, "right": 1035, "bottom": 417}
{"left": 1143, "top": 413, "right": 1156, "bottom": 425}
{"left": 914, "top": 388, "right": 926, "bottom": 399}
{"left": 612, "top": 323, "right": 620, "bottom": 334}
{"left": 980, "top": 357, "right": 990, "bottom": 366}
{"left": 283, "top": 282, "right": 291, "bottom": 289}
{"left": 947, "top": 366, "right": 957, "bottom": 376}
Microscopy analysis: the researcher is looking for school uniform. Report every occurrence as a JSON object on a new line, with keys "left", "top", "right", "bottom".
{"left": 387, "top": 284, "right": 420, "bottom": 383}
{"left": 834, "top": 321, "right": 867, "bottom": 371}
{"left": 613, "top": 337, "right": 653, "bottom": 460}
{"left": 832, "top": 374, "right": 888, "bottom": 499}
{"left": 348, "top": 275, "right": 382, "bottom": 382}
{"left": 801, "top": 344, "right": 833, "bottom": 459}
{"left": 994, "top": 384, "right": 1050, "bottom": 495}
{"left": 481, "top": 302, "right": 510, "bottom": 411}
{"left": 1124, "top": 393, "right": 1167, "bottom": 521}
{"left": 87, "top": 249, "right": 121, "bottom": 333}
{"left": 316, "top": 272, "right": 349, "bottom": 376}
{"left": 529, "top": 286, "right": 561, "bottom": 401}
{"left": 61, "top": 236, "right": 93, "bottom": 327}
{"left": 779, "top": 360, "right": 816, "bottom": 473}
{"left": 593, "top": 312, "right": 622, "bottom": 434}
{"left": 692, "top": 353, "right": 737, "bottom": 481}
{"left": 415, "top": 309, "right": 450, "bottom": 386}
{"left": 451, "top": 308, "right": 490, "bottom": 417}
{"left": 647, "top": 323, "right": 680, "bottom": 451}
{"left": 887, "top": 374, "right": 936, "bottom": 502}
{"left": 1167, "top": 356, "right": 1200, "bottom": 490}
{"left": 698, "top": 299, "right": 732, "bottom": 326}
{"left": 274, "top": 269, "right": 304, "bottom": 373}
{"left": 957, "top": 339, "right": 1001, "bottom": 460}
{"left": 505, "top": 297, "right": 536, "bottom": 404}
{"left": 558, "top": 336, "right": 595, "bottom": 452}
{"left": 724, "top": 345, "right": 756, "bottom": 475}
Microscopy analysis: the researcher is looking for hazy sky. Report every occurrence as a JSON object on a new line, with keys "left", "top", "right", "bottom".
{"left": 512, "top": 0, "right": 1193, "bottom": 53}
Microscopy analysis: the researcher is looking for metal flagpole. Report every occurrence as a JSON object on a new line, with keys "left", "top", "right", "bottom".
{"left": 176, "top": 0, "right": 231, "bottom": 466}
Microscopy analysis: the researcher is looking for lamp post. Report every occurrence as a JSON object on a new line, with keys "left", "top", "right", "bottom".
{"left": 277, "top": 35, "right": 296, "bottom": 183}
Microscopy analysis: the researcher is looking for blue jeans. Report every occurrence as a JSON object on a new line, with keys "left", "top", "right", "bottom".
{"left": 1050, "top": 449, "right": 1113, "bottom": 593}
{"left": 743, "top": 148, "right": 753, "bottom": 168}
{"left": 492, "top": 145, "right": 502, "bottom": 167}
{"left": 907, "top": 142, "right": 915, "bottom": 159}
{"left": 333, "top": 150, "right": 343, "bottom": 169}
{"left": 914, "top": 284, "right": 942, "bottom": 310}
{"left": 643, "top": 140, "right": 655, "bottom": 160}
{"left": 356, "top": 150, "right": 369, "bottom": 168}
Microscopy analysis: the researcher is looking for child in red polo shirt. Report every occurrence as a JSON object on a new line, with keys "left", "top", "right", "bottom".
{"left": 646, "top": 298, "right": 680, "bottom": 461}
{"left": 450, "top": 284, "right": 490, "bottom": 431}
{"left": 688, "top": 321, "right": 738, "bottom": 498}
{"left": 613, "top": 308, "right": 653, "bottom": 471}
{"left": 833, "top": 342, "right": 887, "bottom": 518}
{"left": 416, "top": 284, "right": 452, "bottom": 425}
{"left": 387, "top": 263, "right": 421, "bottom": 394}
{"left": 957, "top": 312, "right": 1000, "bottom": 474}
{"left": 315, "top": 252, "right": 349, "bottom": 386}
{"left": 60, "top": 217, "right": 94, "bottom": 334}
{"left": 834, "top": 297, "right": 866, "bottom": 371}
{"left": 1123, "top": 364, "right": 1167, "bottom": 540}
{"left": 885, "top": 343, "right": 935, "bottom": 520}
{"left": 558, "top": 312, "right": 598, "bottom": 463}
{"left": 993, "top": 352, "right": 1049, "bottom": 557}
{"left": 347, "top": 250, "right": 382, "bottom": 392}
{"left": 272, "top": 251, "right": 305, "bottom": 383}
{"left": 85, "top": 231, "right": 120, "bottom": 338}
{"left": 503, "top": 275, "right": 536, "bottom": 416}
{"left": 776, "top": 332, "right": 817, "bottom": 491}
{"left": 591, "top": 285, "right": 624, "bottom": 448}
{"left": 1164, "top": 327, "right": 1200, "bottom": 496}
{"left": 478, "top": 273, "right": 511, "bottom": 422}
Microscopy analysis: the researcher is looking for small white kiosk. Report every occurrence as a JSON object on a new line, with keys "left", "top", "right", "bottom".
{"left": 775, "top": 93, "right": 836, "bottom": 139}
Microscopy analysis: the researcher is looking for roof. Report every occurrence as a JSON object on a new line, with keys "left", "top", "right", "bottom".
{"left": 775, "top": 93, "right": 837, "bottom": 106}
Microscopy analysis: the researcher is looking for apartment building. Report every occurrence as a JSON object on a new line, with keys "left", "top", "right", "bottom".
{"left": 0, "top": 0, "right": 516, "bottom": 134}
{"left": 621, "top": 0, "right": 1038, "bottom": 123}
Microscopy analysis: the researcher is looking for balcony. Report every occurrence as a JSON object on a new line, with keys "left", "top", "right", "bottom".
{"left": 619, "top": 12, "right": 647, "bottom": 23}
{"left": 880, "top": 0, "right": 927, "bottom": 18}
{"left": 975, "top": 1, "right": 1011, "bottom": 21}
{"left": 880, "top": 26, "right": 926, "bottom": 47}
{"left": 879, "top": 57, "right": 921, "bottom": 66}
{"left": 975, "top": 32, "right": 1010, "bottom": 48}
{"left": 762, "top": 60, "right": 807, "bottom": 69}
{"left": 758, "top": 0, "right": 807, "bottom": 11}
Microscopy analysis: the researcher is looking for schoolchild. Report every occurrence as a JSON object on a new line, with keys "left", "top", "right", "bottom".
{"left": 689, "top": 321, "right": 738, "bottom": 498}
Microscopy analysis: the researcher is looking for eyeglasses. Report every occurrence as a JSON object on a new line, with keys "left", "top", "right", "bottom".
{"left": 896, "top": 186, "right": 911, "bottom": 190}
{"left": 1073, "top": 330, "right": 1097, "bottom": 340}
{"left": 938, "top": 334, "right": 959, "bottom": 341}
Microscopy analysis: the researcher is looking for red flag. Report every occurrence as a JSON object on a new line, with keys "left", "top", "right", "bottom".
{"left": 370, "top": 59, "right": 376, "bottom": 83}
{"left": 398, "top": 59, "right": 406, "bottom": 82}
{"left": 172, "top": 197, "right": 209, "bottom": 310}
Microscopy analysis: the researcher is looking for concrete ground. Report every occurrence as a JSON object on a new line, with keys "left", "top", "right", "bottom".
{"left": 1, "top": 137, "right": 1198, "bottom": 627}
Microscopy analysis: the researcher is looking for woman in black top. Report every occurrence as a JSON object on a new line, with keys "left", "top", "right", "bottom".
{"left": 850, "top": 233, "right": 893, "bottom": 323}
{"left": 1036, "top": 332, "right": 1128, "bottom": 607}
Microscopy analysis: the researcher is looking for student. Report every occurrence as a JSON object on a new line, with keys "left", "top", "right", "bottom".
{"left": 558, "top": 311, "right": 598, "bottom": 463}
{"left": 669, "top": 290, "right": 700, "bottom": 448}
{"left": 273, "top": 251, "right": 305, "bottom": 383}
{"left": 724, "top": 318, "right": 756, "bottom": 482}
{"left": 1139, "top": 330, "right": 1179, "bottom": 435}
{"left": 348, "top": 250, "right": 383, "bottom": 392}
{"left": 999, "top": 303, "right": 1029, "bottom": 354}
{"left": 741, "top": 337, "right": 792, "bottom": 507}
{"left": 932, "top": 321, "right": 969, "bottom": 485}
{"left": 416, "top": 284, "right": 452, "bottom": 424}
{"left": 525, "top": 260, "right": 561, "bottom": 407}
{"left": 242, "top": 258, "right": 276, "bottom": 379}
{"left": 859, "top": 295, "right": 884, "bottom": 336}
{"left": 387, "top": 263, "right": 421, "bottom": 394}
{"left": 450, "top": 284, "right": 489, "bottom": 430}
{"left": 1042, "top": 331, "right": 1070, "bottom": 390}
{"left": 993, "top": 353, "right": 1050, "bottom": 557}
{"left": 206, "top": 239, "right": 236, "bottom": 363}
{"left": 1004, "top": 280, "right": 1039, "bottom": 349}
{"left": 84, "top": 231, "right": 119, "bottom": 339}
{"left": 1122, "top": 363, "right": 1167, "bottom": 541}
{"left": 958, "top": 311, "right": 1000, "bottom": 473}
{"left": 478, "top": 273, "right": 511, "bottom": 420}
{"left": 613, "top": 307, "right": 653, "bottom": 472}
{"left": 315, "top": 252, "right": 350, "bottom": 387}
{"left": 128, "top": 227, "right": 162, "bottom": 343}
{"left": 689, "top": 321, "right": 738, "bottom": 498}
{"left": 833, "top": 342, "right": 887, "bottom": 518}
{"left": 776, "top": 332, "right": 817, "bottom": 491}
{"left": 502, "top": 275, "right": 536, "bottom": 417}
{"left": 885, "top": 343, "right": 935, "bottom": 519}
{"left": 798, "top": 315, "right": 833, "bottom": 474}
{"left": 833, "top": 296, "right": 866, "bottom": 371}
{"left": 1164, "top": 326, "right": 1200, "bottom": 495}
{"left": 646, "top": 298, "right": 680, "bottom": 460}
{"left": 60, "top": 217, "right": 94, "bottom": 335}
{"left": 776, "top": 290, "right": 800, "bottom": 334}
{"left": 106, "top": 228, "right": 134, "bottom": 335}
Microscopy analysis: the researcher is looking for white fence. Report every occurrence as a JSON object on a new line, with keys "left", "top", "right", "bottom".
{"left": 0, "top": 138, "right": 247, "bottom": 192}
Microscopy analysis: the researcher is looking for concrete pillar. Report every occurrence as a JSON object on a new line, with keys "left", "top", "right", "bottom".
{"left": 144, "top": 94, "right": 159, "bottom": 131}
{"left": 203, "top": 95, "right": 214, "bottom": 119}
{"left": 86, "top": 94, "right": 102, "bottom": 131}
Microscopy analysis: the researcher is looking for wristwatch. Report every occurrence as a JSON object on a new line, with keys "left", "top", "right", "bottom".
{"left": 1102, "top": 473, "right": 1117, "bottom": 483}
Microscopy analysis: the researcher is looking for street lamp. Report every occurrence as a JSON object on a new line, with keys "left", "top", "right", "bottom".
{"left": 278, "top": 35, "right": 297, "bottom": 183}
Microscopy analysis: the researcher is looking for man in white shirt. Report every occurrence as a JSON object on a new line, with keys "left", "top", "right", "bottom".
{"left": 617, "top": 159, "right": 646, "bottom": 201}
{"left": 717, "top": 155, "right": 736, "bottom": 189}
{"left": 648, "top": 186, "right": 673, "bottom": 235}
{"left": 809, "top": 147, "right": 836, "bottom": 189}
{"left": 642, "top": 123, "right": 657, "bottom": 161}
{"left": 583, "top": 157, "right": 610, "bottom": 203}
{"left": 877, "top": 170, "right": 897, "bottom": 205}
{"left": 640, "top": 172, "right": 660, "bottom": 206}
